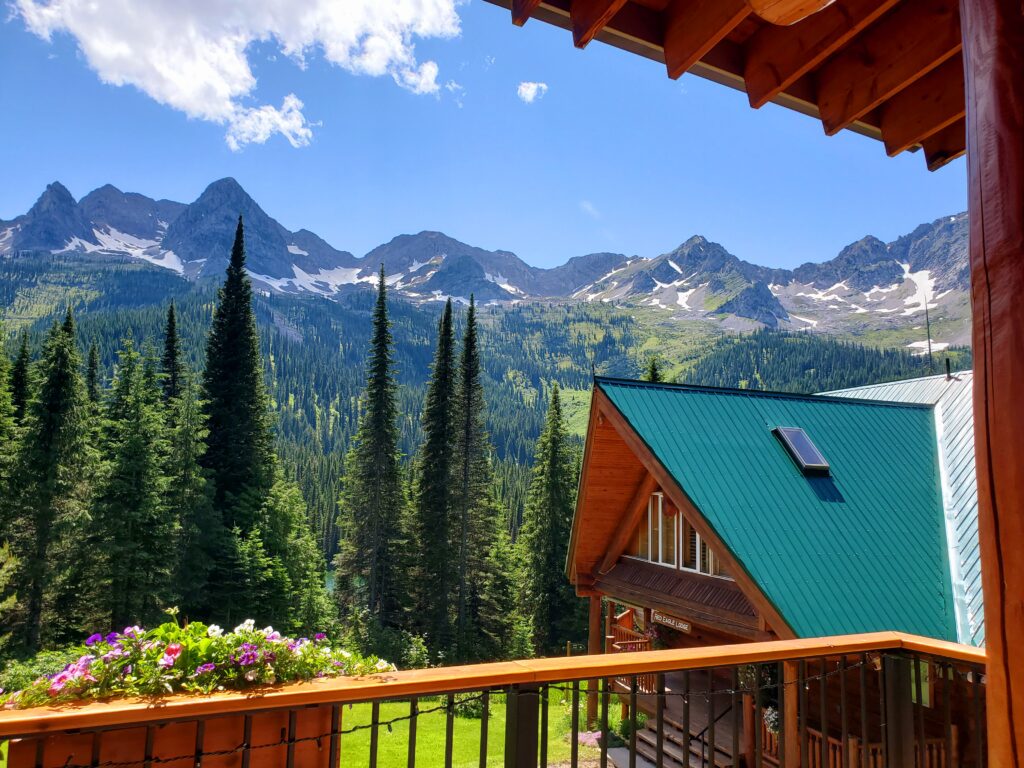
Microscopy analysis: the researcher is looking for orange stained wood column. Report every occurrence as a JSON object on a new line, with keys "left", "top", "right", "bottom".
{"left": 960, "top": 0, "right": 1024, "bottom": 765}
{"left": 783, "top": 661, "right": 799, "bottom": 766}
{"left": 587, "top": 595, "right": 603, "bottom": 727}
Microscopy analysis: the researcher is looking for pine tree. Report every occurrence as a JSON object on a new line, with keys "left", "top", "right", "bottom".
{"left": 94, "top": 340, "right": 175, "bottom": 628}
{"left": 479, "top": 526, "right": 532, "bottom": 661}
{"left": 86, "top": 341, "right": 101, "bottom": 403}
{"left": 450, "top": 296, "right": 503, "bottom": 661}
{"left": 167, "top": 376, "right": 219, "bottom": 619}
{"left": 162, "top": 302, "right": 184, "bottom": 402}
{"left": 202, "top": 217, "right": 275, "bottom": 531}
{"left": 645, "top": 356, "right": 663, "bottom": 382}
{"left": 518, "top": 384, "right": 586, "bottom": 653}
{"left": 10, "top": 332, "right": 30, "bottom": 422}
{"left": 410, "top": 300, "right": 455, "bottom": 655}
{"left": 335, "top": 266, "right": 406, "bottom": 627}
{"left": 5, "top": 310, "right": 96, "bottom": 650}
{"left": 0, "top": 324, "right": 16, "bottom": 482}
{"left": 0, "top": 542, "right": 18, "bottom": 654}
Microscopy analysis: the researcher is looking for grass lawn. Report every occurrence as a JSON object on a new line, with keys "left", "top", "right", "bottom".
{"left": 332, "top": 691, "right": 605, "bottom": 767}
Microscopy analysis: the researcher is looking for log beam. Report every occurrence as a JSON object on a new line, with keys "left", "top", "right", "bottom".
{"left": 570, "top": 0, "right": 630, "bottom": 48}
{"left": 663, "top": 0, "right": 750, "bottom": 80}
{"left": 744, "top": 0, "right": 901, "bottom": 109}
{"left": 921, "top": 120, "right": 965, "bottom": 172}
{"left": 597, "top": 471, "right": 658, "bottom": 575}
{"left": 880, "top": 54, "right": 965, "bottom": 156}
{"left": 586, "top": 595, "right": 603, "bottom": 727}
{"left": 747, "top": 0, "right": 837, "bottom": 26}
{"left": 960, "top": 0, "right": 1024, "bottom": 765}
{"left": 816, "top": 0, "right": 960, "bottom": 135}
{"left": 512, "top": 0, "right": 544, "bottom": 25}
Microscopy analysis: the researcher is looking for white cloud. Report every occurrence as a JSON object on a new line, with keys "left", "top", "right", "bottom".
{"left": 580, "top": 200, "right": 600, "bottom": 219}
{"left": 516, "top": 81, "right": 548, "bottom": 103}
{"left": 16, "top": 0, "right": 462, "bottom": 149}
{"left": 445, "top": 79, "right": 465, "bottom": 108}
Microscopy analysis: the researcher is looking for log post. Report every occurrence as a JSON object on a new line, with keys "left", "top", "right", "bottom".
{"left": 743, "top": 693, "right": 755, "bottom": 767}
{"left": 587, "top": 595, "right": 603, "bottom": 728}
{"left": 959, "top": 1, "right": 1024, "bottom": 765}
{"left": 784, "top": 661, "right": 799, "bottom": 767}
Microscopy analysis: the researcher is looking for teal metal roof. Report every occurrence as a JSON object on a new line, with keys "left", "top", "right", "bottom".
{"left": 826, "top": 372, "right": 980, "bottom": 646}
{"left": 598, "top": 378, "right": 957, "bottom": 641}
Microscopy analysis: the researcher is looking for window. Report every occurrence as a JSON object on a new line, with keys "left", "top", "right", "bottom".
{"left": 629, "top": 495, "right": 730, "bottom": 579}
{"left": 774, "top": 426, "right": 830, "bottom": 474}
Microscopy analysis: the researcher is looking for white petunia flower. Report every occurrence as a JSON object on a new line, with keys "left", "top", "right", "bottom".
{"left": 234, "top": 619, "right": 256, "bottom": 634}
{"left": 207, "top": 625, "right": 223, "bottom": 638}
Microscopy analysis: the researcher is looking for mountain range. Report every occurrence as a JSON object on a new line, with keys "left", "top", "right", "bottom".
{"left": 0, "top": 178, "right": 972, "bottom": 347}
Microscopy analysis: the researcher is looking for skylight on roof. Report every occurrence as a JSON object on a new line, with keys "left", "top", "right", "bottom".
{"left": 774, "top": 427, "right": 830, "bottom": 474}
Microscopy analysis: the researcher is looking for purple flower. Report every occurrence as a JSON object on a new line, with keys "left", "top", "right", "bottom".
{"left": 193, "top": 663, "right": 216, "bottom": 676}
{"left": 314, "top": 633, "right": 327, "bottom": 642}
{"left": 105, "top": 632, "right": 119, "bottom": 644}
{"left": 263, "top": 651, "right": 276, "bottom": 663}
{"left": 85, "top": 633, "right": 103, "bottom": 647}
{"left": 233, "top": 643, "right": 260, "bottom": 667}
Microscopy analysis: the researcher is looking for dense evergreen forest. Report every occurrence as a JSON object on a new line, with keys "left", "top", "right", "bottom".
{"left": 0, "top": 246, "right": 973, "bottom": 667}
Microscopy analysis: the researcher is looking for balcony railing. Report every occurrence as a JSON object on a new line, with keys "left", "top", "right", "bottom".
{"left": 0, "top": 631, "right": 986, "bottom": 768}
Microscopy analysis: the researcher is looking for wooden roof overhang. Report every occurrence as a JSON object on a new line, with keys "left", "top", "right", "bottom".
{"left": 484, "top": 0, "right": 965, "bottom": 170}
{"left": 569, "top": 384, "right": 797, "bottom": 639}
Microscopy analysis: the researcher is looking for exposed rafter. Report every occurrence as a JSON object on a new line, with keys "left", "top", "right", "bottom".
{"left": 570, "top": 0, "right": 630, "bottom": 48}
{"left": 512, "top": 0, "right": 544, "bottom": 26}
{"left": 747, "top": 0, "right": 837, "bottom": 26}
{"left": 664, "top": 0, "right": 750, "bottom": 81}
{"left": 744, "top": 0, "right": 901, "bottom": 109}
{"left": 815, "top": 0, "right": 961, "bottom": 135}
{"left": 922, "top": 121, "right": 966, "bottom": 171}
{"left": 597, "top": 471, "right": 658, "bottom": 575}
{"left": 880, "top": 55, "right": 965, "bottom": 156}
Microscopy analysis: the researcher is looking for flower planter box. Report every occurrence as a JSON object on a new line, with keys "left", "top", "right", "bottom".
{"left": 6, "top": 704, "right": 335, "bottom": 768}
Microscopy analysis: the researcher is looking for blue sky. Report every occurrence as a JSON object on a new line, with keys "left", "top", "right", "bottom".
{"left": 0, "top": 0, "right": 966, "bottom": 270}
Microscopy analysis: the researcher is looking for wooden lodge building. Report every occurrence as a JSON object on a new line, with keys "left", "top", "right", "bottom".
{"left": 570, "top": 371, "right": 982, "bottom": 765}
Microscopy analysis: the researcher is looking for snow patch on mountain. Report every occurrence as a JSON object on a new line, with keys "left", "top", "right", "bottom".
{"left": 287, "top": 244, "right": 309, "bottom": 256}
{"left": 900, "top": 264, "right": 939, "bottom": 316}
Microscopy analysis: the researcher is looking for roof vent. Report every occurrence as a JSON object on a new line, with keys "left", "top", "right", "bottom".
{"left": 773, "top": 427, "right": 830, "bottom": 475}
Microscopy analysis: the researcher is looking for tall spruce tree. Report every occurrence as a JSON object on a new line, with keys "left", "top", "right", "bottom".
{"left": 0, "top": 324, "right": 16, "bottom": 481}
{"left": 6, "top": 310, "right": 96, "bottom": 650}
{"left": 162, "top": 302, "right": 184, "bottom": 402}
{"left": 517, "top": 384, "right": 586, "bottom": 653}
{"left": 85, "top": 341, "right": 101, "bottom": 403}
{"left": 645, "top": 356, "right": 663, "bottom": 383}
{"left": 450, "top": 296, "right": 504, "bottom": 661}
{"left": 410, "top": 299, "right": 455, "bottom": 655}
{"left": 11, "top": 332, "right": 30, "bottom": 422}
{"left": 95, "top": 340, "right": 175, "bottom": 628}
{"left": 202, "top": 217, "right": 275, "bottom": 531}
{"left": 335, "top": 266, "right": 406, "bottom": 626}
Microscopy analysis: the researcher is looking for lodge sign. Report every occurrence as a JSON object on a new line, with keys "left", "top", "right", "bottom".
{"left": 652, "top": 611, "right": 691, "bottom": 633}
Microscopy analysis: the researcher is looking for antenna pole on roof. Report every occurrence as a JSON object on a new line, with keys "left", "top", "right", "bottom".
{"left": 946, "top": 357, "right": 952, "bottom": 380}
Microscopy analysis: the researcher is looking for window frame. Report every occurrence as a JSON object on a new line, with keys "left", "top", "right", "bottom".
{"left": 627, "top": 494, "right": 732, "bottom": 581}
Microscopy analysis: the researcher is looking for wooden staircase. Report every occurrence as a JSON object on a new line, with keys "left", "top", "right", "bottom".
{"left": 633, "top": 712, "right": 736, "bottom": 768}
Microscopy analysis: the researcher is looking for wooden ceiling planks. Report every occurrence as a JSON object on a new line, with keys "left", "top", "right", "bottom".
{"left": 485, "top": 0, "right": 967, "bottom": 169}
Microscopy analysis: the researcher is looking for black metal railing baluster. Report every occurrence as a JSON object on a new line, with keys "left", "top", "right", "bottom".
{"left": 408, "top": 697, "right": 418, "bottom": 768}
{"left": 629, "top": 676, "right": 638, "bottom": 768}
{"left": 841, "top": 657, "right": 849, "bottom": 768}
{"left": 777, "top": 661, "right": 786, "bottom": 768}
{"left": 571, "top": 682, "right": 580, "bottom": 768}
{"left": 33, "top": 737, "right": 44, "bottom": 768}
{"left": 878, "top": 655, "right": 889, "bottom": 768}
{"left": 820, "top": 657, "right": 828, "bottom": 768}
{"left": 859, "top": 654, "right": 869, "bottom": 768}
{"left": 541, "top": 685, "right": 549, "bottom": 768}
{"left": 799, "top": 660, "right": 808, "bottom": 768}
{"left": 329, "top": 704, "right": 341, "bottom": 768}
{"left": 682, "top": 670, "right": 691, "bottom": 766}
{"left": 656, "top": 672, "right": 665, "bottom": 768}
{"left": 973, "top": 664, "right": 985, "bottom": 767}
{"left": 943, "top": 663, "right": 953, "bottom": 768}
{"left": 600, "top": 677, "right": 610, "bottom": 768}
{"left": 480, "top": 691, "right": 489, "bottom": 768}
{"left": 731, "top": 668, "right": 740, "bottom": 768}
{"left": 90, "top": 731, "right": 101, "bottom": 768}
{"left": 194, "top": 719, "right": 206, "bottom": 768}
{"left": 914, "top": 654, "right": 926, "bottom": 768}
{"left": 143, "top": 724, "right": 155, "bottom": 768}
{"left": 286, "top": 710, "right": 297, "bottom": 768}
{"left": 445, "top": 694, "right": 455, "bottom": 768}
{"left": 370, "top": 701, "right": 381, "bottom": 768}
{"left": 754, "top": 665, "right": 763, "bottom": 768}
{"left": 708, "top": 668, "right": 716, "bottom": 768}
{"left": 242, "top": 714, "right": 253, "bottom": 768}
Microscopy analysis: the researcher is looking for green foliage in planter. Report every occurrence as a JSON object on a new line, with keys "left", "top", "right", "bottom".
{"left": 1, "top": 612, "right": 391, "bottom": 710}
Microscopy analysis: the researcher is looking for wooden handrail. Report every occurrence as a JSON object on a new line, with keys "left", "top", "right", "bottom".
{"left": 0, "top": 631, "right": 985, "bottom": 738}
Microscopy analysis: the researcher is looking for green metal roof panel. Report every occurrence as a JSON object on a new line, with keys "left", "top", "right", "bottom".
{"left": 598, "top": 378, "right": 956, "bottom": 642}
